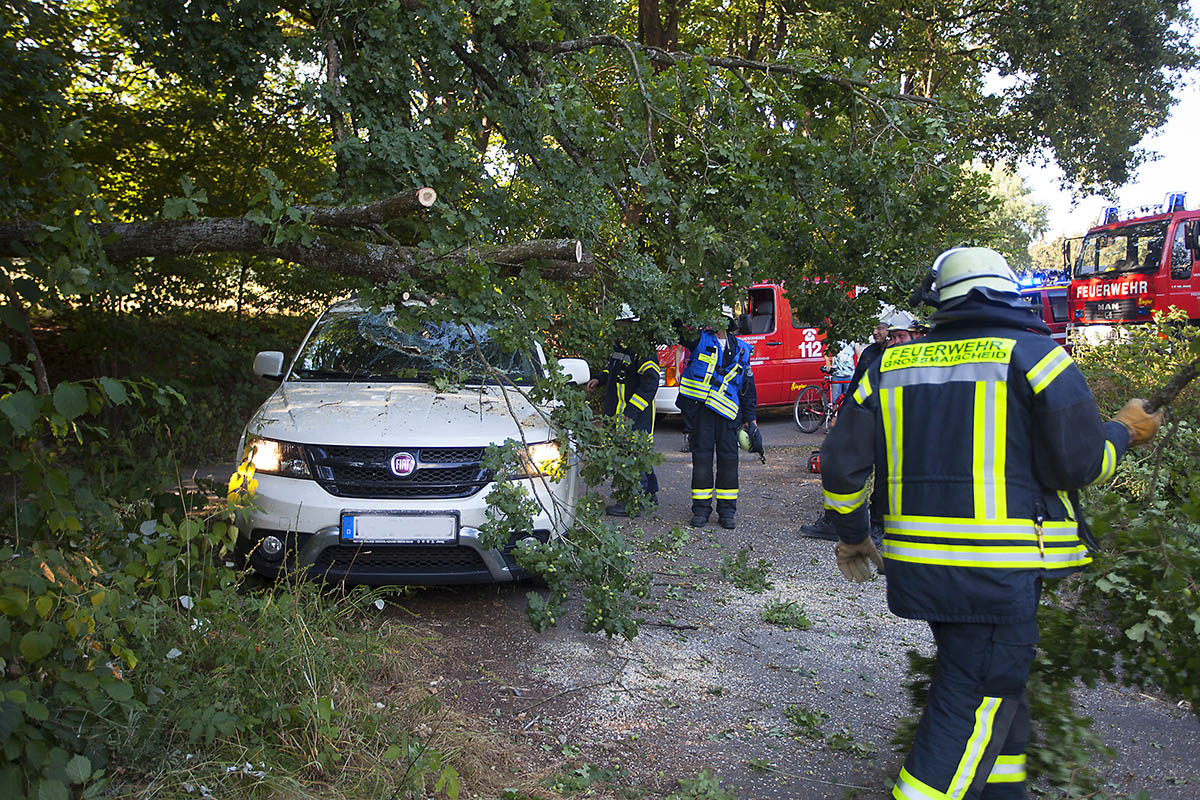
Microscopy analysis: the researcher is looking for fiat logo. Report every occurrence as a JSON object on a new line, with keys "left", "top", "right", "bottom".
{"left": 389, "top": 452, "right": 417, "bottom": 477}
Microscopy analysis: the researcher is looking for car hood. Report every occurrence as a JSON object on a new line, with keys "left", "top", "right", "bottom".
{"left": 245, "top": 382, "right": 555, "bottom": 447}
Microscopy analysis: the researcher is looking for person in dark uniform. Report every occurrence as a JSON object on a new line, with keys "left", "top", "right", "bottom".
{"left": 675, "top": 310, "right": 758, "bottom": 530}
{"left": 821, "top": 247, "right": 1162, "bottom": 800}
{"left": 587, "top": 306, "right": 661, "bottom": 516}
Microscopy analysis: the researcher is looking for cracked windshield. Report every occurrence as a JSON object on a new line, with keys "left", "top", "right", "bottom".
{"left": 291, "top": 310, "right": 538, "bottom": 384}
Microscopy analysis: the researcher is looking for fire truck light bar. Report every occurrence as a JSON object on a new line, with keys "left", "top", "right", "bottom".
{"left": 1098, "top": 192, "right": 1188, "bottom": 226}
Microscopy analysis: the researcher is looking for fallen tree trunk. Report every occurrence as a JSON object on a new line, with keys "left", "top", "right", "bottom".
{"left": 0, "top": 188, "right": 594, "bottom": 282}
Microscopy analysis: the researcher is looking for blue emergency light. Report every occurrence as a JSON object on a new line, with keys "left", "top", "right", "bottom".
{"left": 1165, "top": 192, "right": 1186, "bottom": 212}
{"left": 1102, "top": 206, "right": 1120, "bottom": 225}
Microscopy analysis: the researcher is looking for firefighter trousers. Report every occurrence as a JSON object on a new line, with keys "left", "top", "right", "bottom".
{"left": 688, "top": 407, "right": 739, "bottom": 518}
{"left": 893, "top": 620, "right": 1037, "bottom": 800}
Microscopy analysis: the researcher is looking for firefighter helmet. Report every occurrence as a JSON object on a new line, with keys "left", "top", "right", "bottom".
{"left": 932, "top": 247, "right": 1019, "bottom": 307}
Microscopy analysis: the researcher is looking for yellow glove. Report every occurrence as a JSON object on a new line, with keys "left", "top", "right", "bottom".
{"left": 836, "top": 538, "right": 884, "bottom": 583}
{"left": 1112, "top": 398, "right": 1164, "bottom": 446}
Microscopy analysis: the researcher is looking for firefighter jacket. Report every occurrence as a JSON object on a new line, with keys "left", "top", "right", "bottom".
{"left": 677, "top": 329, "right": 757, "bottom": 423}
{"left": 821, "top": 297, "right": 1131, "bottom": 624}
{"left": 596, "top": 344, "right": 660, "bottom": 431}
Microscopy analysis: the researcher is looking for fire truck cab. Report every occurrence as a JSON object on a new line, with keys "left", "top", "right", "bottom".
{"left": 1069, "top": 192, "right": 1200, "bottom": 344}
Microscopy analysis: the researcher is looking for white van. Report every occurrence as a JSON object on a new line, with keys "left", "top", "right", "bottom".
{"left": 234, "top": 300, "right": 590, "bottom": 585}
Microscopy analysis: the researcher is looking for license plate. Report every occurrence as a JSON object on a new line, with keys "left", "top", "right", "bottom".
{"left": 340, "top": 513, "right": 458, "bottom": 544}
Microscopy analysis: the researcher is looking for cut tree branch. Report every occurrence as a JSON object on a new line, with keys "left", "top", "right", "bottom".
{"left": 518, "top": 35, "right": 941, "bottom": 107}
{"left": 0, "top": 191, "right": 591, "bottom": 284}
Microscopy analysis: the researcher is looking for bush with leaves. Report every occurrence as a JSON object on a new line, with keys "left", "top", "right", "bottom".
{"left": 0, "top": 363, "right": 472, "bottom": 798}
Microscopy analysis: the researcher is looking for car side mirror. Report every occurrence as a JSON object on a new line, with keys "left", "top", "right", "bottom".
{"left": 558, "top": 357, "right": 590, "bottom": 385}
{"left": 253, "top": 351, "right": 285, "bottom": 381}
{"left": 1185, "top": 220, "right": 1199, "bottom": 257}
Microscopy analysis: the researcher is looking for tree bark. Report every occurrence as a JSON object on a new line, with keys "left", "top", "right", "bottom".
{"left": 0, "top": 211, "right": 589, "bottom": 285}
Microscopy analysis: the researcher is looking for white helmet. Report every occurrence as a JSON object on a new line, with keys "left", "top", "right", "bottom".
{"left": 883, "top": 310, "right": 918, "bottom": 332}
{"left": 616, "top": 303, "right": 639, "bottom": 322}
{"left": 933, "top": 247, "right": 1018, "bottom": 306}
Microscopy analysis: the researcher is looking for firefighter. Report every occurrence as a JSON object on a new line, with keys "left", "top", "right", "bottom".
{"left": 821, "top": 247, "right": 1162, "bottom": 800}
{"left": 586, "top": 305, "right": 661, "bottom": 516}
{"left": 676, "top": 310, "right": 758, "bottom": 529}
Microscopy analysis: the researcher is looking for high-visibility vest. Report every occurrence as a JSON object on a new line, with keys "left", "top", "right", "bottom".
{"left": 822, "top": 312, "right": 1130, "bottom": 623}
{"left": 678, "top": 331, "right": 753, "bottom": 420}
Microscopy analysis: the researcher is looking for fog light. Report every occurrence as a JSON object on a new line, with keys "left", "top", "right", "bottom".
{"left": 260, "top": 535, "right": 284, "bottom": 560}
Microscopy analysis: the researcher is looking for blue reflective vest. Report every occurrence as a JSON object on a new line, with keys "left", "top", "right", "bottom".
{"left": 678, "top": 331, "right": 753, "bottom": 420}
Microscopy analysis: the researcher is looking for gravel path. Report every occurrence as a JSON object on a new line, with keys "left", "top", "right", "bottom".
{"left": 248, "top": 407, "right": 1200, "bottom": 798}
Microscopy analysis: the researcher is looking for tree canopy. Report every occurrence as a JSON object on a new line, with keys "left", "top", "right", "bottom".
{"left": 3, "top": 0, "right": 1196, "bottom": 350}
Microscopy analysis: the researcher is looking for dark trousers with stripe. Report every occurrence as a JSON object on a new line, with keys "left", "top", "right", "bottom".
{"left": 630, "top": 409, "right": 659, "bottom": 497}
{"left": 688, "top": 407, "right": 739, "bottom": 518}
{"left": 894, "top": 621, "right": 1036, "bottom": 800}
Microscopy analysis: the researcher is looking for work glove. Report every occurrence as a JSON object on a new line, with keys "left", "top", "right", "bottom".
{"left": 1112, "top": 398, "right": 1164, "bottom": 446}
{"left": 835, "top": 538, "right": 884, "bottom": 583}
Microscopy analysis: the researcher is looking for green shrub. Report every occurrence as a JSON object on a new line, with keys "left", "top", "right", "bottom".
{"left": 0, "top": 369, "right": 464, "bottom": 798}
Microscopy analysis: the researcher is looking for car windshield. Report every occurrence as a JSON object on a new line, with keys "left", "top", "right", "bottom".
{"left": 289, "top": 310, "right": 540, "bottom": 384}
{"left": 1074, "top": 221, "right": 1168, "bottom": 278}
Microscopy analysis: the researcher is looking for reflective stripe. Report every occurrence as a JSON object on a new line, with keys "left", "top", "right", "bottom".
{"left": 885, "top": 516, "right": 1079, "bottom": 538}
{"left": 1026, "top": 347, "right": 1072, "bottom": 395}
{"left": 880, "top": 361, "right": 1008, "bottom": 389}
{"left": 987, "top": 754, "right": 1026, "bottom": 784}
{"left": 972, "top": 379, "right": 1007, "bottom": 520}
{"left": 853, "top": 372, "right": 873, "bottom": 404}
{"left": 615, "top": 384, "right": 627, "bottom": 416}
{"left": 1088, "top": 440, "right": 1117, "bottom": 486}
{"left": 824, "top": 485, "right": 870, "bottom": 515}
{"left": 691, "top": 487, "right": 714, "bottom": 500}
{"left": 638, "top": 360, "right": 662, "bottom": 375}
{"left": 714, "top": 488, "right": 738, "bottom": 499}
{"left": 628, "top": 394, "right": 648, "bottom": 411}
{"left": 892, "top": 766, "right": 948, "bottom": 800}
{"left": 948, "top": 697, "right": 1002, "bottom": 798}
{"left": 881, "top": 540, "right": 1090, "bottom": 568}
{"left": 882, "top": 387, "right": 904, "bottom": 515}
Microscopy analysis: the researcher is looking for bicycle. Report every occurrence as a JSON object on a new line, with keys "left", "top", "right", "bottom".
{"left": 792, "top": 371, "right": 850, "bottom": 433}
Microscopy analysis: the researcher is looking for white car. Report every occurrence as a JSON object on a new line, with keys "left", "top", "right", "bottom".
{"left": 234, "top": 300, "right": 589, "bottom": 585}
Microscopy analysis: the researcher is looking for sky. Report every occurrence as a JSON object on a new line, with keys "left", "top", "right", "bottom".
{"left": 1020, "top": 0, "right": 1200, "bottom": 240}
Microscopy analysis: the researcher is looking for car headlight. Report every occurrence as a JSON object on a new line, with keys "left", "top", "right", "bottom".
{"left": 242, "top": 435, "right": 312, "bottom": 478}
{"left": 519, "top": 440, "right": 564, "bottom": 479}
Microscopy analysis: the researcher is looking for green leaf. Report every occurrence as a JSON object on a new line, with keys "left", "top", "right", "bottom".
{"left": 65, "top": 754, "right": 92, "bottom": 784}
{"left": 53, "top": 382, "right": 88, "bottom": 421}
{"left": 0, "top": 590, "right": 28, "bottom": 616}
{"left": 0, "top": 390, "right": 41, "bottom": 435}
{"left": 102, "top": 678, "right": 133, "bottom": 703}
{"left": 162, "top": 197, "right": 189, "bottom": 219}
{"left": 1125, "top": 621, "right": 1151, "bottom": 643}
{"left": 36, "top": 778, "right": 69, "bottom": 800}
{"left": 19, "top": 630, "right": 54, "bottom": 662}
{"left": 0, "top": 341, "right": 10, "bottom": 364}
{"left": 98, "top": 377, "right": 127, "bottom": 405}
{"left": 382, "top": 745, "right": 403, "bottom": 760}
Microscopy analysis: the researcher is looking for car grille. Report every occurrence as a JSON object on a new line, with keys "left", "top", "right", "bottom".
{"left": 305, "top": 445, "right": 491, "bottom": 499}
{"left": 311, "top": 544, "right": 490, "bottom": 575}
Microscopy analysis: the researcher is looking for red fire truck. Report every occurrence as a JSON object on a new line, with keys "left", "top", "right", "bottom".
{"left": 655, "top": 282, "right": 830, "bottom": 413}
{"left": 1068, "top": 193, "right": 1200, "bottom": 344}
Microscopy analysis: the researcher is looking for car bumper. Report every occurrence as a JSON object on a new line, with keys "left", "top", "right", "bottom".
{"left": 237, "top": 470, "right": 576, "bottom": 585}
{"left": 655, "top": 386, "right": 681, "bottom": 415}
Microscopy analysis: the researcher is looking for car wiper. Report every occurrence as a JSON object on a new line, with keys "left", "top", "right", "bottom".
{"left": 293, "top": 368, "right": 357, "bottom": 380}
